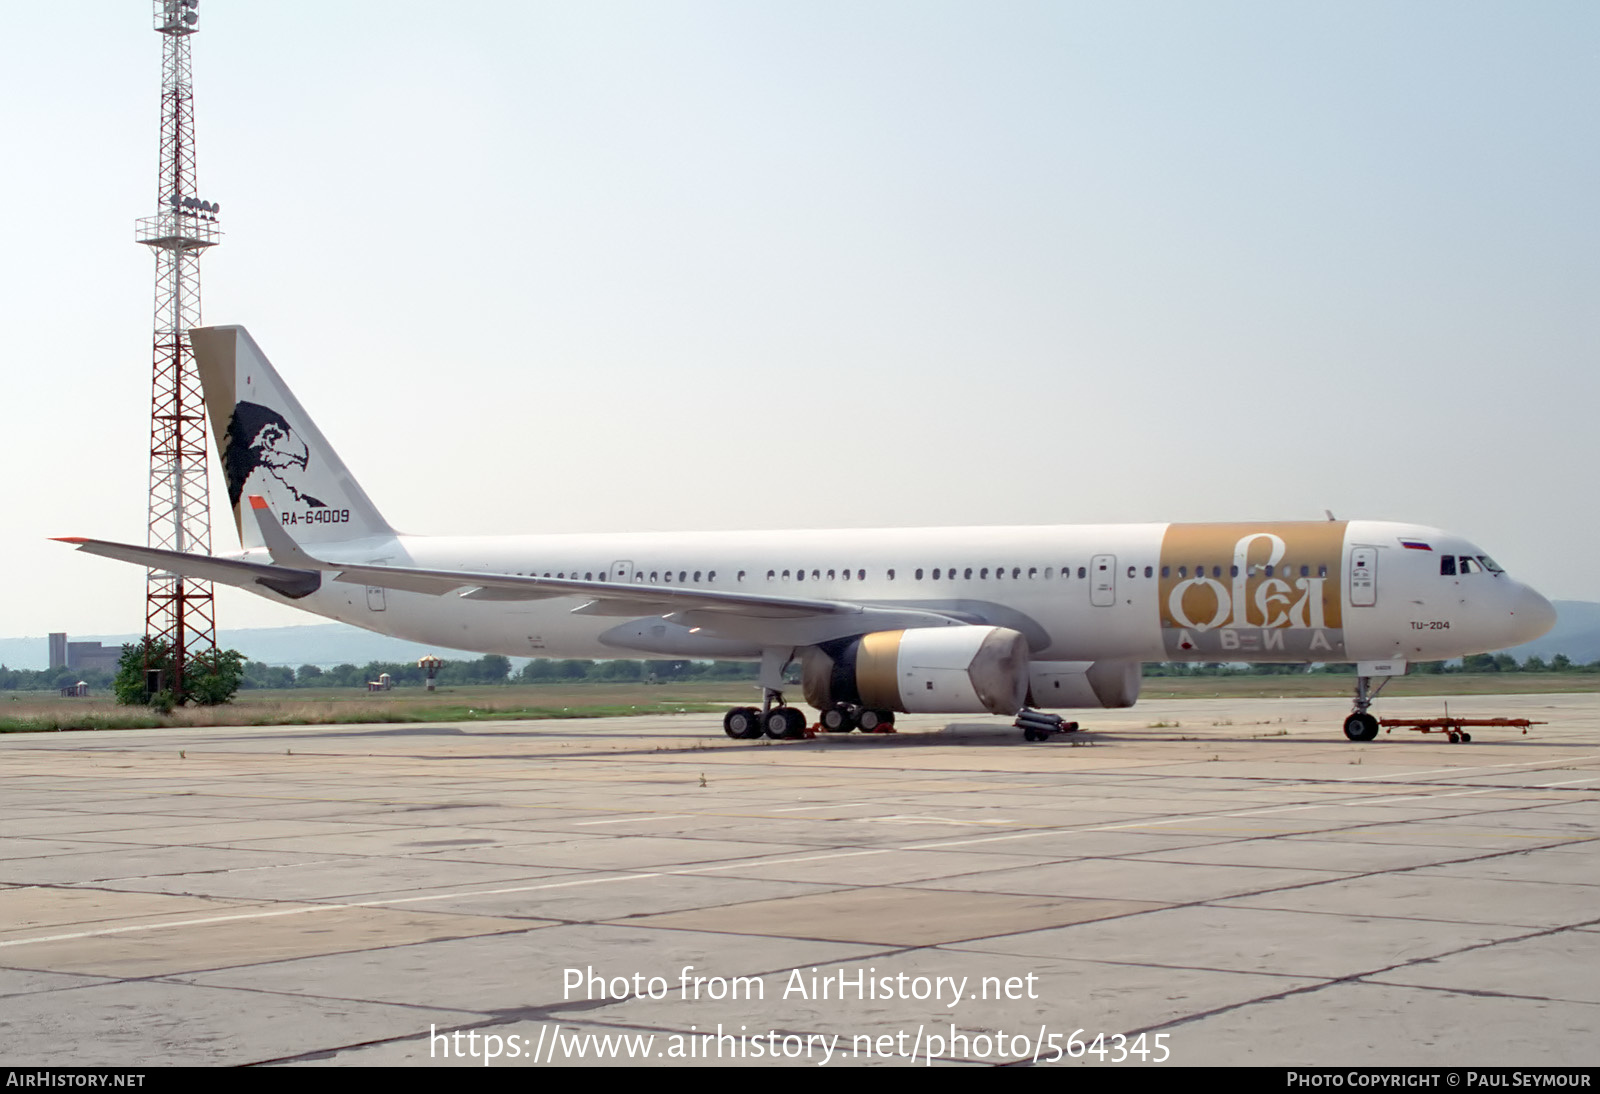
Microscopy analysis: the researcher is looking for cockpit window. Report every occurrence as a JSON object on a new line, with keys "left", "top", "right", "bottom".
{"left": 1477, "top": 555, "right": 1503, "bottom": 573}
{"left": 1441, "top": 555, "right": 1456, "bottom": 576}
{"left": 1458, "top": 556, "right": 1480, "bottom": 574}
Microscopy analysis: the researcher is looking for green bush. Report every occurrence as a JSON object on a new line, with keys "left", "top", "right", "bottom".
{"left": 114, "top": 639, "right": 246, "bottom": 707}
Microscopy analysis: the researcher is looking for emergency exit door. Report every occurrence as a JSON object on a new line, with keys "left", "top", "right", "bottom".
{"left": 1091, "top": 554, "right": 1116, "bottom": 607}
{"left": 1349, "top": 548, "right": 1377, "bottom": 607}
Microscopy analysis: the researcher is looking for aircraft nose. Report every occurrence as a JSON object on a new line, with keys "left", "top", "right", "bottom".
{"left": 1506, "top": 583, "right": 1557, "bottom": 646}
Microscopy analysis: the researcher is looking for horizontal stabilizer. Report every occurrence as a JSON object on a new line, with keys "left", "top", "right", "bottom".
{"left": 54, "top": 538, "right": 321, "bottom": 599}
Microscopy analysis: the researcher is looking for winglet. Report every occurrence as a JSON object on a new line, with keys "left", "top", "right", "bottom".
{"left": 246, "top": 495, "right": 325, "bottom": 569}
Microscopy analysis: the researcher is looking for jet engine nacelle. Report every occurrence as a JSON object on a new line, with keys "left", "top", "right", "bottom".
{"left": 1027, "top": 660, "right": 1142, "bottom": 709}
{"left": 800, "top": 626, "right": 1031, "bottom": 716}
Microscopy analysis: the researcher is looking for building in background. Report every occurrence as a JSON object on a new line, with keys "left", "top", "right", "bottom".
{"left": 47, "top": 634, "right": 123, "bottom": 676}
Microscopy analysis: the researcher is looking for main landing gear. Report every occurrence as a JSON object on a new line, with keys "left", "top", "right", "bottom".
{"left": 819, "top": 703, "right": 896, "bottom": 734}
{"left": 1342, "top": 675, "right": 1392, "bottom": 742}
{"left": 723, "top": 698, "right": 897, "bottom": 741}
{"left": 722, "top": 685, "right": 812, "bottom": 741}
{"left": 722, "top": 691, "right": 806, "bottom": 740}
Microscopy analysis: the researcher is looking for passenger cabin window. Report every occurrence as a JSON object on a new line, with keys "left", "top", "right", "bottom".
{"left": 1077, "top": 566, "right": 1086, "bottom": 579}
{"left": 1144, "top": 565, "right": 1153, "bottom": 578}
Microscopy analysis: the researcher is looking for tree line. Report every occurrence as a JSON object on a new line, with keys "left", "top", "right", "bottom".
{"left": 2, "top": 651, "right": 1594, "bottom": 695}
{"left": 1143, "top": 654, "right": 1598, "bottom": 677}
{"left": 238, "top": 656, "right": 763, "bottom": 689}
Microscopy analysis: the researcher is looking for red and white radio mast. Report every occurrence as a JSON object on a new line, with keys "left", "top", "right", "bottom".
{"left": 133, "top": 0, "right": 219, "bottom": 694}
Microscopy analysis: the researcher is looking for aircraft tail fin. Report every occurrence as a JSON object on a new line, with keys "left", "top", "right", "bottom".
{"left": 190, "top": 326, "right": 394, "bottom": 549}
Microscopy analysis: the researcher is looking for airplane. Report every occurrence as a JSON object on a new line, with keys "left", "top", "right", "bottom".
{"left": 58, "top": 325, "right": 1557, "bottom": 743}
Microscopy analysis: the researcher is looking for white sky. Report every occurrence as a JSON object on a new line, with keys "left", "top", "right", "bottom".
{"left": 4, "top": 1, "right": 1596, "bottom": 637}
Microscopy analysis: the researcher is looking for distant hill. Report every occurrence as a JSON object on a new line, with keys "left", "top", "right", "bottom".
{"left": 0, "top": 624, "right": 499, "bottom": 672}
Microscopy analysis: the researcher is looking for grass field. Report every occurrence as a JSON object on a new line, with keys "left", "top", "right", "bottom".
{"left": 1, "top": 674, "right": 1594, "bottom": 733}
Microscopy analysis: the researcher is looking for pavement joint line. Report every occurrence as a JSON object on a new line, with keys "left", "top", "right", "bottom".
{"left": 901, "top": 781, "right": 1593, "bottom": 850}
{"left": 871, "top": 815, "right": 1016, "bottom": 826}
{"left": 1325, "top": 753, "right": 1600, "bottom": 783}
{"left": 1122, "top": 914, "right": 1600, "bottom": 1039}
{"left": 0, "top": 874, "right": 660, "bottom": 949}
{"left": 571, "top": 815, "right": 690, "bottom": 826}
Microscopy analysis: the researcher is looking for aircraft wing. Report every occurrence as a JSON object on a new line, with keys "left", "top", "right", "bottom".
{"left": 324, "top": 559, "right": 860, "bottom": 617}
{"left": 58, "top": 499, "right": 976, "bottom": 640}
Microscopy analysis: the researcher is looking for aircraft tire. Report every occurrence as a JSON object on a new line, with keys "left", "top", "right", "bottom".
{"left": 821, "top": 706, "right": 856, "bottom": 733}
{"left": 724, "top": 707, "right": 762, "bottom": 739}
{"left": 765, "top": 708, "right": 805, "bottom": 739}
{"left": 1343, "top": 713, "right": 1379, "bottom": 742}
{"left": 857, "top": 709, "right": 895, "bottom": 732}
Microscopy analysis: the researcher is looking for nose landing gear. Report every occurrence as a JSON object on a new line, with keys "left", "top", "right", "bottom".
{"left": 1343, "top": 674, "right": 1391, "bottom": 742}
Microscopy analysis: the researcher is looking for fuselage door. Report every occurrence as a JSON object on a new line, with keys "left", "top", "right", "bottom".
{"left": 1091, "top": 554, "right": 1116, "bottom": 607}
{"left": 609, "top": 560, "right": 634, "bottom": 583}
{"left": 1349, "top": 547, "right": 1377, "bottom": 607}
